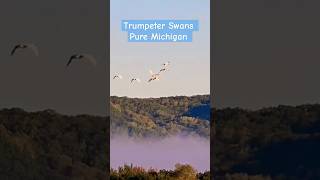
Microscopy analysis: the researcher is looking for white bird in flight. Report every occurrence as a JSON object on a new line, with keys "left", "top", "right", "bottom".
{"left": 131, "top": 78, "right": 141, "bottom": 83}
{"left": 149, "top": 70, "right": 160, "bottom": 77}
{"left": 148, "top": 70, "right": 161, "bottom": 82}
{"left": 159, "top": 61, "right": 171, "bottom": 73}
{"left": 11, "top": 43, "right": 39, "bottom": 56}
{"left": 159, "top": 67, "right": 168, "bottom": 73}
{"left": 113, "top": 74, "right": 123, "bottom": 79}
{"left": 66, "top": 54, "right": 97, "bottom": 67}
{"left": 148, "top": 75, "right": 160, "bottom": 82}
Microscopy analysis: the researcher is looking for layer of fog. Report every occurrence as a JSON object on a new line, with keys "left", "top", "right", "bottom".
{"left": 110, "top": 135, "right": 210, "bottom": 172}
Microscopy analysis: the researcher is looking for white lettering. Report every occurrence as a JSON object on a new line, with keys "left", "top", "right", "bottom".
{"left": 151, "top": 33, "right": 188, "bottom": 42}
{"left": 168, "top": 22, "right": 194, "bottom": 30}
{"left": 129, "top": 33, "right": 148, "bottom": 41}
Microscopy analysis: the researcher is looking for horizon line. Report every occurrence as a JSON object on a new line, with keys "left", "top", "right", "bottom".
{"left": 110, "top": 93, "right": 210, "bottom": 99}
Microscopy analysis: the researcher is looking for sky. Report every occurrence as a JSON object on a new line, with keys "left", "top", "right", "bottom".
{"left": 110, "top": 0, "right": 210, "bottom": 98}
{"left": 0, "top": 0, "right": 319, "bottom": 113}
{"left": 213, "top": 0, "right": 320, "bottom": 109}
{"left": 0, "top": 0, "right": 108, "bottom": 116}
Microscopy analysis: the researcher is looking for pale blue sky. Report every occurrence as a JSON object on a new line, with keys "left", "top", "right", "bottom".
{"left": 111, "top": 0, "right": 210, "bottom": 98}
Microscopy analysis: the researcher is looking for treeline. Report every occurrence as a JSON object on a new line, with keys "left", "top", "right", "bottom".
{"left": 110, "top": 164, "right": 210, "bottom": 180}
{"left": 110, "top": 95, "right": 210, "bottom": 138}
{"left": 214, "top": 104, "right": 320, "bottom": 180}
{"left": 0, "top": 108, "right": 108, "bottom": 180}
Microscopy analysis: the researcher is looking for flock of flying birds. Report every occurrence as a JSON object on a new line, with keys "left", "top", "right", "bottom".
{"left": 113, "top": 61, "right": 171, "bottom": 84}
{"left": 11, "top": 43, "right": 171, "bottom": 83}
{"left": 10, "top": 43, "right": 97, "bottom": 67}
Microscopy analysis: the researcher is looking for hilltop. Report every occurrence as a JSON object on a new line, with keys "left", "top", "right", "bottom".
{"left": 110, "top": 95, "right": 210, "bottom": 138}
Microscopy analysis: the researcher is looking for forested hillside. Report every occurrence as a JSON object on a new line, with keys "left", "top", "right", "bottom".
{"left": 110, "top": 95, "right": 210, "bottom": 138}
{"left": 0, "top": 108, "right": 108, "bottom": 180}
{"left": 214, "top": 104, "right": 320, "bottom": 180}
{"left": 2, "top": 98, "right": 319, "bottom": 179}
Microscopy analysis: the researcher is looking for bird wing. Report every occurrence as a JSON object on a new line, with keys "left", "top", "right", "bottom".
{"left": 82, "top": 54, "right": 97, "bottom": 67}
{"left": 26, "top": 43, "right": 39, "bottom": 56}
{"left": 10, "top": 45, "right": 20, "bottom": 56}
{"left": 66, "top": 55, "right": 76, "bottom": 67}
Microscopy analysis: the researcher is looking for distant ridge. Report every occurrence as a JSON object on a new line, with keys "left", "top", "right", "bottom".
{"left": 110, "top": 95, "right": 210, "bottom": 138}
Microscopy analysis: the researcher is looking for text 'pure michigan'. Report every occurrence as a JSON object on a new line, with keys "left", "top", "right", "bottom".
{"left": 121, "top": 20, "right": 199, "bottom": 42}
